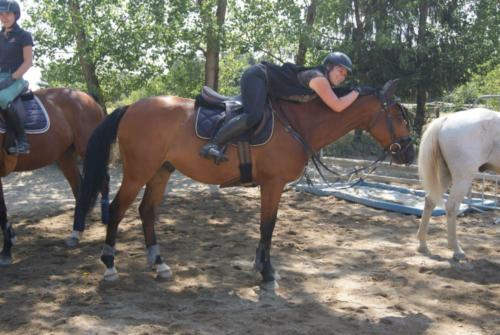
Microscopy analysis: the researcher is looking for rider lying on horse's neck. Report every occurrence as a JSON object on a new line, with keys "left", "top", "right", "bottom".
{"left": 277, "top": 94, "right": 382, "bottom": 152}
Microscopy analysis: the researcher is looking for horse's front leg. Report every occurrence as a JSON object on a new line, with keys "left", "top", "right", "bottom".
{"left": 254, "top": 180, "right": 285, "bottom": 290}
{"left": 101, "top": 179, "right": 144, "bottom": 281}
{"left": 0, "top": 180, "right": 15, "bottom": 267}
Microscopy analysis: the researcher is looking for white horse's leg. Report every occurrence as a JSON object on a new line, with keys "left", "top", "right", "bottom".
{"left": 445, "top": 179, "right": 472, "bottom": 260}
{"left": 417, "top": 195, "right": 436, "bottom": 254}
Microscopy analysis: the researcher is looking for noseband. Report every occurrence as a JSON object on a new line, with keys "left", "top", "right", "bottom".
{"left": 366, "top": 100, "right": 413, "bottom": 157}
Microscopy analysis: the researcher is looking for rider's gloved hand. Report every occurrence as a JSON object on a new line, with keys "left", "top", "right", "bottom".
{"left": 353, "top": 85, "right": 377, "bottom": 96}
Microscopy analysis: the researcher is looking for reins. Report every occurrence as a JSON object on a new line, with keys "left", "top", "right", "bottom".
{"left": 271, "top": 99, "right": 390, "bottom": 185}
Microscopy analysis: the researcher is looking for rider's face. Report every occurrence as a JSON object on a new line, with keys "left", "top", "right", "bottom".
{"left": 328, "top": 65, "right": 348, "bottom": 86}
{"left": 0, "top": 12, "right": 15, "bottom": 29}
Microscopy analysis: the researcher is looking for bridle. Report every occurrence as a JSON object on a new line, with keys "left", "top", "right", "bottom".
{"left": 366, "top": 98, "right": 413, "bottom": 158}
{"left": 272, "top": 92, "right": 414, "bottom": 185}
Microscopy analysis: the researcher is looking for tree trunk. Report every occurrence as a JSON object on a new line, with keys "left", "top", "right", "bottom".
{"left": 414, "top": 0, "right": 429, "bottom": 136}
{"left": 203, "top": 0, "right": 227, "bottom": 90}
{"left": 68, "top": 0, "right": 106, "bottom": 112}
{"left": 374, "top": 0, "right": 387, "bottom": 42}
{"left": 295, "top": 0, "right": 317, "bottom": 66}
{"left": 352, "top": 0, "right": 364, "bottom": 141}
{"left": 353, "top": 0, "right": 363, "bottom": 49}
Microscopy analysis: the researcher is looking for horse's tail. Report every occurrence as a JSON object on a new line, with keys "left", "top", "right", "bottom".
{"left": 417, "top": 116, "right": 449, "bottom": 205}
{"left": 73, "top": 106, "right": 128, "bottom": 231}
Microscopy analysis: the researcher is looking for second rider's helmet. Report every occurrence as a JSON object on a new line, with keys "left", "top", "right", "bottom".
{"left": 0, "top": 0, "right": 21, "bottom": 21}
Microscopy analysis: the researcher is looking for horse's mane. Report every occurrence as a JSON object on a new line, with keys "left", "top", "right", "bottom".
{"left": 277, "top": 87, "right": 377, "bottom": 118}
{"left": 87, "top": 92, "right": 100, "bottom": 104}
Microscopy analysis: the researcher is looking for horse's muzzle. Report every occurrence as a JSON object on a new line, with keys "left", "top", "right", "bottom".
{"left": 389, "top": 137, "right": 415, "bottom": 165}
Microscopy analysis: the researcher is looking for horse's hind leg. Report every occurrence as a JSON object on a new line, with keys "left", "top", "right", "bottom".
{"left": 0, "top": 180, "right": 15, "bottom": 267}
{"left": 57, "top": 149, "right": 86, "bottom": 245}
{"left": 139, "top": 163, "right": 174, "bottom": 280}
{"left": 417, "top": 195, "right": 436, "bottom": 254}
{"left": 57, "top": 149, "right": 82, "bottom": 198}
{"left": 445, "top": 177, "right": 473, "bottom": 260}
{"left": 101, "top": 178, "right": 144, "bottom": 281}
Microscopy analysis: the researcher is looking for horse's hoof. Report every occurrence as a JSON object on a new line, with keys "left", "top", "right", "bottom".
{"left": 452, "top": 251, "right": 466, "bottom": 261}
{"left": 66, "top": 237, "right": 79, "bottom": 248}
{"left": 417, "top": 245, "right": 429, "bottom": 254}
{"left": 0, "top": 256, "right": 12, "bottom": 267}
{"left": 261, "top": 280, "right": 279, "bottom": 291}
{"left": 103, "top": 267, "right": 119, "bottom": 281}
{"left": 156, "top": 263, "right": 173, "bottom": 280}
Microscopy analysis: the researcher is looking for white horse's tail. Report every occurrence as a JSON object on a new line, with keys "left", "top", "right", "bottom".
{"left": 418, "top": 117, "right": 450, "bottom": 205}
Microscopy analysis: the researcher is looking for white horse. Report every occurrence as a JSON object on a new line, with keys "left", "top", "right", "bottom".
{"left": 417, "top": 108, "right": 500, "bottom": 260}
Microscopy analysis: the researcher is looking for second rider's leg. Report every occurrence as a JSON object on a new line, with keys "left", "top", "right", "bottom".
{"left": 5, "top": 98, "right": 30, "bottom": 154}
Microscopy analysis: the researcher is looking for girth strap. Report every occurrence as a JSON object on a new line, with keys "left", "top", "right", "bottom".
{"left": 237, "top": 141, "right": 254, "bottom": 185}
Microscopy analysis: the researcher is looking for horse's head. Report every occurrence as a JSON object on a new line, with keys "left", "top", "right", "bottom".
{"left": 363, "top": 79, "right": 415, "bottom": 165}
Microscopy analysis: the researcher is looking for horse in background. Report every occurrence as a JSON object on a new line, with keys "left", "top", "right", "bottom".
{"left": 73, "top": 79, "right": 415, "bottom": 289}
{"left": 417, "top": 108, "right": 500, "bottom": 260}
{"left": 0, "top": 88, "right": 108, "bottom": 267}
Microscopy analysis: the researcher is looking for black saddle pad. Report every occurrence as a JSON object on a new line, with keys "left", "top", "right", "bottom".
{"left": 0, "top": 94, "right": 50, "bottom": 134}
{"left": 195, "top": 105, "right": 274, "bottom": 146}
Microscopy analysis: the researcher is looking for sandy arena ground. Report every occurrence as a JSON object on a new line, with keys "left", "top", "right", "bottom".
{"left": 0, "top": 164, "right": 499, "bottom": 335}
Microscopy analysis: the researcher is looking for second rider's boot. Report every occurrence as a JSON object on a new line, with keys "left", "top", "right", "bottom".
{"left": 4, "top": 101, "right": 30, "bottom": 155}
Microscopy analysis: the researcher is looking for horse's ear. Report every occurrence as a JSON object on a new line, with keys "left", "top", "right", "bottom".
{"left": 382, "top": 79, "right": 399, "bottom": 100}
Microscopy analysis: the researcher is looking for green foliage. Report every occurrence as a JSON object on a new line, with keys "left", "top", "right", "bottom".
{"left": 24, "top": 0, "right": 196, "bottom": 102}
{"left": 161, "top": 57, "right": 205, "bottom": 98}
{"left": 445, "top": 63, "right": 500, "bottom": 110}
{"left": 21, "top": 0, "right": 499, "bottom": 117}
{"left": 218, "top": 52, "right": 252, "bottom": 96}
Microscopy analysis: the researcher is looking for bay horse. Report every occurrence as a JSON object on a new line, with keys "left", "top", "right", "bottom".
{"left": 73, "top": 79, "right": 415, "bottom": 289}
{"left": 417, "top": 108, "right": 500, "bottom": 260}
{"left": 0, "top": 88, "right": 107, "bottom": 267}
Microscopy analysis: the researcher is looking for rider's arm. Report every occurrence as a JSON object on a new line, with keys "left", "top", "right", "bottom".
{"left": 309, "top": 76, "right": 358, "bottom": 112}
{"left": 12, "top": 45, "right": 33, "bottom": 80}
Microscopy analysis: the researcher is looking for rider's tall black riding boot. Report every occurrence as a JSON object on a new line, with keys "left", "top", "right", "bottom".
{"left": 4, "top": 100, "right": 30, "bottom": 155}
{"left": 199, "top": 114, "right": 249, "bottom": 164}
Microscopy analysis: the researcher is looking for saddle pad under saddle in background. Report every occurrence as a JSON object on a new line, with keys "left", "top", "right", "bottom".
{"left": 195, "top": 106, "right": 274, "bottom": 146}
{"left": 0, "top": 95, "right": 50, "bottom": 134}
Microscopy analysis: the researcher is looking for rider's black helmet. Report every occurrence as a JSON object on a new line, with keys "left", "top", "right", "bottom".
{"left": 323, "top": 52, "right": 353, "bottom": 74}
{"left": 0, "top": 0, "right": 21, "bottom": 21}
